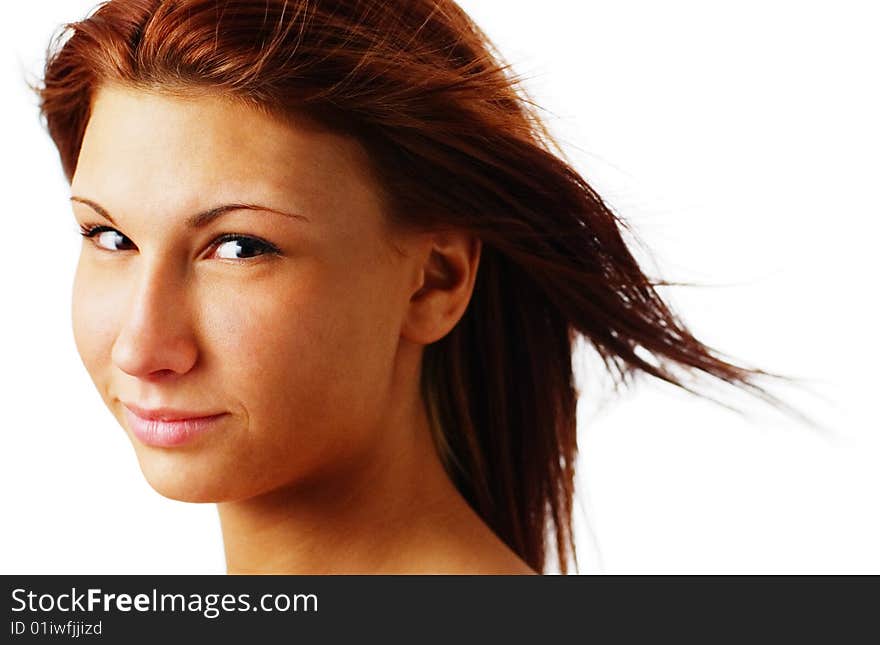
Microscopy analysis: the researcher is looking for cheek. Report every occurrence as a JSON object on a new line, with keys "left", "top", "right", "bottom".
{"left": 206, "top": 275, "right": 371, "bottom": 409}
{"left": 203, "top": 265, "right": 401, "bottom": 448}
{"left": 71, "top": 258, "right": 123, "bottom": 393}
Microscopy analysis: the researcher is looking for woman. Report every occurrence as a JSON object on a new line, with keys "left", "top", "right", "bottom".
{"left": 37, "top": 0, "right": 809, "bottom": 574}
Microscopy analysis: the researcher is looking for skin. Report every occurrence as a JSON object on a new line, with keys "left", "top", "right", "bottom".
{"left": 70, "top": 84, "right": 536, "bottom": 574}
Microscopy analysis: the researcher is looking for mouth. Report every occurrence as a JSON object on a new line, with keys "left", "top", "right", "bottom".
{"left": 122, "top": 403, "right": 228, "bottom": 448}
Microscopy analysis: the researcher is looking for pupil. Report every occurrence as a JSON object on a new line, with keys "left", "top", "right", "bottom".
{"left": 237, "top": 239, "right": 258, "bottom": 257}
{"left": 225, "top": 238, "right": 263, "bottom": 258}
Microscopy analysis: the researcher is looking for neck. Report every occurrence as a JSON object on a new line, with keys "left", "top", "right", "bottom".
{"left": 216, "top": 350, "right": 530, "bottom": 574}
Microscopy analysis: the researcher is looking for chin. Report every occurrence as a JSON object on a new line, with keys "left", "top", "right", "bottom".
{"left": 132, "top": 447, "right": 242, "bottom": 503}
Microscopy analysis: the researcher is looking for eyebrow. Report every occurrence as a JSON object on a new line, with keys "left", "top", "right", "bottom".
{"left": 69, "top": 196, "right": 310, "bottom": 228}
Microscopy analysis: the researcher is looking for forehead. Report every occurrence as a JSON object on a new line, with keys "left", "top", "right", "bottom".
{"left": 72, "top": 84, "right": 385, "bottom": 232}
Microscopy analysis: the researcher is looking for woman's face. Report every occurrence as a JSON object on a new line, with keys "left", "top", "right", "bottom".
{"left": 70, "top": 85, "right": 426, "bottom": 502}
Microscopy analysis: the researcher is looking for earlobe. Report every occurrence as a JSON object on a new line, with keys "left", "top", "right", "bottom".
{"left": 401, "top": 232, "right": 481, "bottom": 346}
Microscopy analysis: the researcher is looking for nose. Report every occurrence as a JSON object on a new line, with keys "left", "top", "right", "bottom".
{"left": 111, "top": 259, "right": 199, "bottom": 379}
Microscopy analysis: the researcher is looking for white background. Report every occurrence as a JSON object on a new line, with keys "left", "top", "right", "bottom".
{"left": 1, "top": 1, "right": 877, "bottom": 574}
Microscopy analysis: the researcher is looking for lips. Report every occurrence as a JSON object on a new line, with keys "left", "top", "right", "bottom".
{"left": 122, "top": 402, "right": 228, "bottom": 447}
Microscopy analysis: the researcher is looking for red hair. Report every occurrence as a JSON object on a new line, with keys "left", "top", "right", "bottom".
{"left": 37, "top": 0, "right": 815, "bottom": 573}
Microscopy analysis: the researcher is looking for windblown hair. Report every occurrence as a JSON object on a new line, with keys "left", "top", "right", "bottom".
{"left": 37, "top": 0, "right": 813, "bottom": 573}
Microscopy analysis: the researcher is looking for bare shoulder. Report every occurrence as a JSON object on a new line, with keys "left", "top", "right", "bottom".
{"left": 426, "top": 522, "right": 541, "bottom": 575}
{"left": 393, "top": 519, "right": 541, "bottom": 574}
{"left": 468, "top": 546, "right": 540, "bottom": 575}
{"left": 401, "top": 481, "right": 542, "bottom": 574}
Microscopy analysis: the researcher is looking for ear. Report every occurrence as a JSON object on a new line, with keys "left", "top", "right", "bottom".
{"left": 400, "top": 230, "right": 482, "bottom": 345}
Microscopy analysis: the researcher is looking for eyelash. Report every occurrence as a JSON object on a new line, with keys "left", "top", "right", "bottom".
{"left": 77, "top": 224, "right": 281, "bottom": 259}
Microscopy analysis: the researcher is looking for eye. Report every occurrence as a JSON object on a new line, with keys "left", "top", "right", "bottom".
{"left": 79, "top": 224, "right": 136, "bottom": 251}
{"left": 78, "top": 224, "right": 279, "bottom": 260}
{"left": 210, "top": 234, "right": 279, "bottom": 260}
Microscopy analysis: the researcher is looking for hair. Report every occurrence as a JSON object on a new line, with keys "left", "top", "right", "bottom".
{"left": 36, "top": 0, "right": 819, "bottom": 574}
